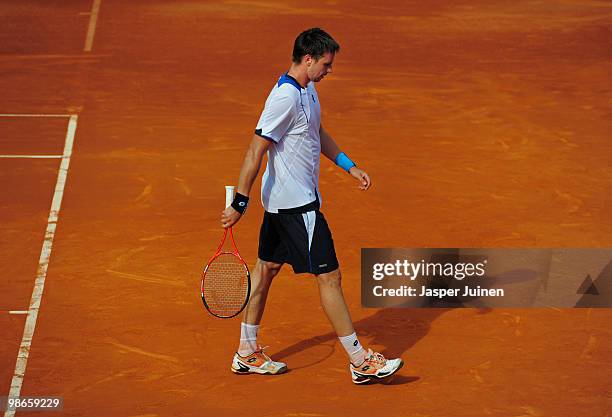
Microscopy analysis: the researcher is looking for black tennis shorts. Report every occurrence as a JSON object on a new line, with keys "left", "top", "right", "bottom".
{"left": 258, "top": 204, "right": 339, "bottom": 275}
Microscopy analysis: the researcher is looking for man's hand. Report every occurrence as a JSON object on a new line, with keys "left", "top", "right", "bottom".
{"left": 221, "top": 206, "right": 242, "bottom": 228}
{"left": 349, "top": 167, "right": 372, "bottom": 190}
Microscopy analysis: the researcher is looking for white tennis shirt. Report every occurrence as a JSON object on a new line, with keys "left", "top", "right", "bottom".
{"left": 255, "top": 73, "right": 322, "bottom": 213}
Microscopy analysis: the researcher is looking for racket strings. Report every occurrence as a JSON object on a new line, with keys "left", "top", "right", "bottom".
{"left": 202, "top": 253, "right": 249, "bottom": 317}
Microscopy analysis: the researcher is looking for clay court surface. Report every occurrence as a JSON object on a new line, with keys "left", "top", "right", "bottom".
{"left": 1, "top": 1, "right": 611, "bottom": 416}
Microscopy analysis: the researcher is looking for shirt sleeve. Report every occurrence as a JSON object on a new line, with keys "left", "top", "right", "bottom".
{"left": 255, "top": 93, "right": 296, "bottom": 143}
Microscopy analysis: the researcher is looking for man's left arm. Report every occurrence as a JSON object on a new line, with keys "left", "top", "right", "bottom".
{"left": 320, "top": 124, "right": 371, "bottom": 190}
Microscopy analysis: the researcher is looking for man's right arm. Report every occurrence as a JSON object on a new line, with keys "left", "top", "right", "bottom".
{"left": 236, "top": 134, "right": 272, "bottom": 197}
{"left": 221, "top": 134, "right": 272, "bottom": 228}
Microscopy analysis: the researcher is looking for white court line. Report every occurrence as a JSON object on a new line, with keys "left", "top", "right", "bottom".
{"left": 0, "top": 155, "right": 63, "bottom": 159}
{"left": 9, "top": 311, "right": 29, "bottom": 315}
{"left": 84, "top": 0, "right": 102, "bottom": 52}
{"left": 5, "top": 115, "right": 78, "bottom": 417}
{"left": 0, "top": 114, "right": 71, "bottom": 118}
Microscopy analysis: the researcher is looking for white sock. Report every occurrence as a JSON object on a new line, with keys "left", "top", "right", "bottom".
{"left": 238, "top": 322, "right": 259, "bottom": 357}
{"left": 339, "top": 332, "right": 366, "bottom": 366}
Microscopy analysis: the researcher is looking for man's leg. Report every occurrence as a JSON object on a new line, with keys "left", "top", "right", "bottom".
{"left": 315, "top": 268, "right": 367, "bottom": 365}
{"left": 231, "top": 258, "right": 287, "bottom": 375}
{"left": 238, "top": 258, "right": 282, "bottom": 356}
{"left": 316, "top": 268, "right": 403, "bottom": 384}
{"left": 243, "top": 258, "right": 282, "bottom": 325}
{"left": 315, "top": 268, "right": 355, "bottom": 336}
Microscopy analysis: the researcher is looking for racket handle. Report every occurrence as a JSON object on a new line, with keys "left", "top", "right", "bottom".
{"left": 225, "top": 185, "right": 235, "bottom": 208}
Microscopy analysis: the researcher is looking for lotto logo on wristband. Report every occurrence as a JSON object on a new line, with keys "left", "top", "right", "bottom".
{"left": 231, "top": 193, "right": 249, "bottom": 214}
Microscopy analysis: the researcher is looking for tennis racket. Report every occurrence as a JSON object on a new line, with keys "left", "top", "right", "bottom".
{"left": 201, "top": 186, "right": 251, "bottom": 318}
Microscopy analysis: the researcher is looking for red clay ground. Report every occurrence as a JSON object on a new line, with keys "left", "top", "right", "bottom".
{"left": 1, "top": 1, "right": 611, "bottom": 416}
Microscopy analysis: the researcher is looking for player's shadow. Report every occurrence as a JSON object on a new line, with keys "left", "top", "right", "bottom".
{"left": 272, "top": 308, "right": 476, "bottom": 384}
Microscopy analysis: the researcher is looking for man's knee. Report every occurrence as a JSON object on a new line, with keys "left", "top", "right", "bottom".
{"left": 316, "top": 268, "right": 342, "bottom": 288}
{"left": 257, "top": 258, "right": 283, "bottom": 278}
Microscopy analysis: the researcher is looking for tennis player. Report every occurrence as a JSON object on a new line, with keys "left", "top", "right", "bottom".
{"left": 221, "top": 28, "right": 403, "bottom": 384}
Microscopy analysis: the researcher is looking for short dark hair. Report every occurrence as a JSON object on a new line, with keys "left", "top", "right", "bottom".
{"left": 292, "top": 28, "right": 340, "bottom": 63}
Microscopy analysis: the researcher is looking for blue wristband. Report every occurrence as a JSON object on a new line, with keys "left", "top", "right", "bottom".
{"left": 335, "top": 152, "right": 356, "bottom": 173}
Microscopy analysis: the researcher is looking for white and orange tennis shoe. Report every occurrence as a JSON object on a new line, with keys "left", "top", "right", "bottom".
{"left": 231, "top": 346, "right": 287, "bottom": 375}
{"left": 349, "top": 349, "right": 403, "bottom": 384}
